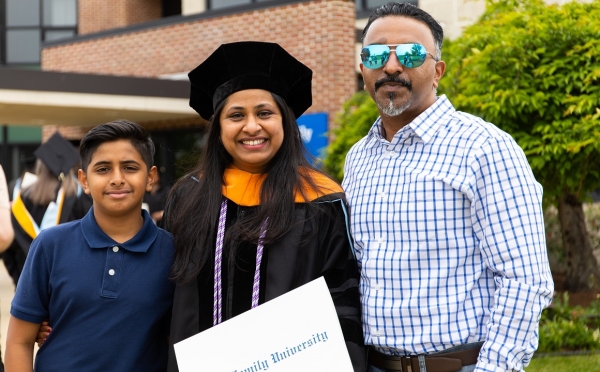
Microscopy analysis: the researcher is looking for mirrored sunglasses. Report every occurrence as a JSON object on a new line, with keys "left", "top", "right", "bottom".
{"left": 360, "top": 43, "right": 437, "bottom": 69}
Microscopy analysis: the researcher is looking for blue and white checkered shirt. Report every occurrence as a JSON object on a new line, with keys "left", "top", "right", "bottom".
{"left": 342, "top": 95, "right": 554, "bottom": 372}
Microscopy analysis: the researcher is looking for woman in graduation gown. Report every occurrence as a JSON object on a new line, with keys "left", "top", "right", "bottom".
{"left": 4, "top": 133, "right": 92, "bottom": 287}
{"left": 164, "top": 41, "right": 365, "bottom": 372}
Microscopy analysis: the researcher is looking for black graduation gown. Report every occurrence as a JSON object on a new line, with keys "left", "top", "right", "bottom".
{"left": 4, "top": 190, "right": 92, "bottom": 287}
{"left": 165, "top": 174, "right": 366, "bottom": 372}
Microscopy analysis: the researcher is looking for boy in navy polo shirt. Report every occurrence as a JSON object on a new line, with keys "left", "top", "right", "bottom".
{"left": 5, "top": 120, "right": 175, "bottom": 372}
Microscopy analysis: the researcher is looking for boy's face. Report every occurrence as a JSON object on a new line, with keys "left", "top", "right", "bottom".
{"left": 78, "top": 139, "right": 156, "bottom": 222}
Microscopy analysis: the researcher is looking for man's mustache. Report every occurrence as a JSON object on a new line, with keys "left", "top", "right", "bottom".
{"left": 375, "top": 76, "right": 412, "bottom": 92}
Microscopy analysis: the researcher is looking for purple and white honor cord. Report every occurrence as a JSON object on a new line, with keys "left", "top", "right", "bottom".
{"left": 213, "top": 200, "right": 227, "bottom": 326}
{"left": 213, "top": 199, "right": 268, "bottom": 326}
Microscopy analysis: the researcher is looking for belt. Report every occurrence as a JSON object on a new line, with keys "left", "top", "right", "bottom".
{"left": 368, "top": 345, "right": 482, "bottom": 372}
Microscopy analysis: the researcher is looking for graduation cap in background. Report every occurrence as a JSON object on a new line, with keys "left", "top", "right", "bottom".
{"left": 33, "top": 132, "right": 80, "bottom": 181}
{"left": 188, "top": 41, "right": 313, "bottom": 121}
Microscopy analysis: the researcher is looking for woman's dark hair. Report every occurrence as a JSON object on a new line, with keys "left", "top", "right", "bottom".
{"left": 80, "top": 119, "right": 155, "bottom": 172}
{"left": 166, "top": 92, "right": 328, "bottom": 283}
{"left": 362, "top": 2, "right": 444, "bottom": 59}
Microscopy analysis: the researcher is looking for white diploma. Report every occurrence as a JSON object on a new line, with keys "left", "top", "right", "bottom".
{"left": 174, "top": 276, "right": 354, "bottom": 372}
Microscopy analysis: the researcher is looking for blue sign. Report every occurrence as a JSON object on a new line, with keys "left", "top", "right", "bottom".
{"left": 297, "top": 112, "right": 328, "bottom": 162}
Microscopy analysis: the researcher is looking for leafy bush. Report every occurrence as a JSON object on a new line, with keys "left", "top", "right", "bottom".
{"left": 538, "top": 319, "right": 600, "bottom": 352}
{"left": 322, "top": 91, "right": 378, "bottom": 182}
{"left": 538, "top": 293, "right": 600, "bottom": 352}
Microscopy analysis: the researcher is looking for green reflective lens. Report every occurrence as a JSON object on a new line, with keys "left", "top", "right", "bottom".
{"left": 360, "top": 44, "right": 391, "bottom": 69}
{"left": 361, "top": 43, "right": 430, "bottom": 69}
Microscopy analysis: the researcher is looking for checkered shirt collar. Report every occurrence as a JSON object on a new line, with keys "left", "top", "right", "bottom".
{"left": 367, "top": 95, "right": 454, "bottom": 144}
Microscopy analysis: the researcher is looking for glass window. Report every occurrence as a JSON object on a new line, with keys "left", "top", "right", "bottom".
{"left": 6, "top": 30, "right": 41, "bottom": 64}
{"left": 211, "top": 0, "right": 251, "bottom": 10}
{"left": 162, "top": 0, "right": 181, "bottom": 17}
{"left": 6, "top": 0, "right": 41, "bottom": 27}
{"left": 357, "top": 0, "right": 418, "bottom": 13}
{"left": 45, "top": 30, "right": 76, "bottom": 41}
{"left": 366, "top": 0, "right": 391, "bottom": 9}
{"left": 43, "top": 0, "right": 77, "bottom": 26}
{"left": 2, "top": 0, "right": 77, "bottom": 65}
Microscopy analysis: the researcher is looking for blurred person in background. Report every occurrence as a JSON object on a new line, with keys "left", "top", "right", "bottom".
{"left": 4, "top": 133, "right": 92, "bottom": 287}
{"left": 8, "top": 155, "right": 37, "bottom": 203}
{"left": 0, "top": 164, "right": 14, "bottom": 252}
{"left": 1, "top": 164, "right": 15, "bottom": 372}
{"left": 143, "top": 170, "right": 170, "bottom": 227}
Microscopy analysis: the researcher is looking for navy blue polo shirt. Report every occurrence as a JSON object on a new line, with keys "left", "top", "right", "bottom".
{"left": 11, "top": 208, "right": 175, "bottom": 372}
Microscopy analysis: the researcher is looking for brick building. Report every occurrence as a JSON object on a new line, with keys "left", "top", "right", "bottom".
{"left": 0, "top": 0, "right": 486, "bottom": 185}
{"left": 44, "top": 0, "right": 357, "bottom": 125}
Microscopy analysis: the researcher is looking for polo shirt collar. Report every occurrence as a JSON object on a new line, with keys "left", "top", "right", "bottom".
{"left": 367, "top": 95, "right": 455, "bottom": 145}
{"left": 81, "top": 207, "right": 157, "bottom": 253}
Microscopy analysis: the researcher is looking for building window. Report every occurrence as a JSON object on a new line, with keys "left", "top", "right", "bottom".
{"left": 208, "top": 0, "right": 277, "bottom": 11}
{"left": 1, "top": 0, "right": 77, "bottom": 66}
{"left": 211, "top": 0, "right": 250, "bottom": 10}
{"left": 163, "top": 0, "right": 182, "bottom": 17}
{"left": 355, "top": 0, "right": 418, "bottom": 19}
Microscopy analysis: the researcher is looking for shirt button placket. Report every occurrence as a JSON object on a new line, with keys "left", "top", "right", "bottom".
{"left": 101, "top": 245, "right": 123, "bottom": 298}
{"left": 371, "top": 327, "right": 382, "bottom": 338}
{"left": 109, "top": 246, "right": 119, "bottom": 275}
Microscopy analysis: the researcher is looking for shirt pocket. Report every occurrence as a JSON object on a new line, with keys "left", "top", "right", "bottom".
{"left": 398, "top": 178, "right": 473, "bottom": 256}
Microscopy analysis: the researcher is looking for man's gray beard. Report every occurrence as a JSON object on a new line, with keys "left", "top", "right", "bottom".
{"left": 377, "top": 93, "right": 410, "bottom": 116}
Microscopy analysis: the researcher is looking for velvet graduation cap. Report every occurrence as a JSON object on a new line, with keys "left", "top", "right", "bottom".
{"left": 33, "top": 132, "right": 80, "bottom": 180}
{"left": 188, "top": 41, "right": 313, "bottom": 120}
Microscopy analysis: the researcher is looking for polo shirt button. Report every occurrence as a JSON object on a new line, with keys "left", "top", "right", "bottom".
{"left": 109, "top": 269, "right": 115, "bottom": 276}
{"left": 112, "top": 246, "right": 119, "bottom": 252}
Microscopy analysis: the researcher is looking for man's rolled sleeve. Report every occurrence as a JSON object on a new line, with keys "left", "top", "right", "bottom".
{"left": 470, "top": 136, "right": 554, "bottom": 372}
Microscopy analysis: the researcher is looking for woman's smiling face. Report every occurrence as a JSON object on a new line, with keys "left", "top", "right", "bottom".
{"left": 219, "top": 89, "right": 284, "bottom": 174}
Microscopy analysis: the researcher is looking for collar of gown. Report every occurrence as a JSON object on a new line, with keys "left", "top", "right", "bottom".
{"left": 222, "top": 166, "right": 343, "bottom": 207}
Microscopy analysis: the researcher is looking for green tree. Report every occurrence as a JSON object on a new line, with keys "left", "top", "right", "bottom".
{"left": 323, "top": 91, "right": 378, "bottom": 182}
{"left": 440, "top": 0, "right": 600, "bottom": 291}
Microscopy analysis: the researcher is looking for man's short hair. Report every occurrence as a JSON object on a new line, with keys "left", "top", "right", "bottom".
{"left": 79, "top": 119, "right": 155, "bottom": 172}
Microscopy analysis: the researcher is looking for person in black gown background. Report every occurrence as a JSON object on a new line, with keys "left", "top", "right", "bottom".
{"left": 143, "top": 170, "right": 170, "bottom": 228}
{"left": 4, "top": 133, "right": 92, "bottom": 287}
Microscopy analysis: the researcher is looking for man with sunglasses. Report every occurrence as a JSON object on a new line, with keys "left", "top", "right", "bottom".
{"left": 342, "top": 3, "right": 553, "bottom": 372}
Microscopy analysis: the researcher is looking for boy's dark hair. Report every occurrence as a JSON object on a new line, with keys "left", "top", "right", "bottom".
{"left": 80, "top": 119, "right": 155, "bottom": 172}
{"left": 362, "top": 2, "right": 444, "bottom": 58}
